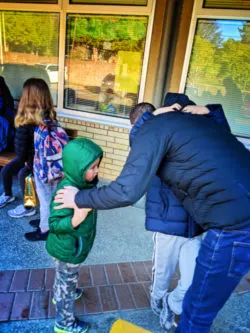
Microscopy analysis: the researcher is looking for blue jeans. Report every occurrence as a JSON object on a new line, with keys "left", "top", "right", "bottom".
{"left": 175, "top": 226, "right": 250, "bottom": 333}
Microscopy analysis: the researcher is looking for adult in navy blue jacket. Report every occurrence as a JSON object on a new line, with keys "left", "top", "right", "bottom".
{"left": 55, "top": 99, "right": 250, "bottom": 333}
{"left": 129, "top": 98, "right": 231, "bottom": 330}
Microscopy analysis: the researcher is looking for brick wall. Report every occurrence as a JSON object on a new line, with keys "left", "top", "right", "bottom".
{"left": 57, "top": 116, "right": 129, "bottom": 181}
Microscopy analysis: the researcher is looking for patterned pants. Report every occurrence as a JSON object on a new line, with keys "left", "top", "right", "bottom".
{"left": 53, "top": 260, "right": 81, "bottom": 326}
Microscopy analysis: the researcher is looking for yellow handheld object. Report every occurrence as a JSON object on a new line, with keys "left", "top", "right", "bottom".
{"left": 110, "top": 319, "right": 152, "bottom": 333}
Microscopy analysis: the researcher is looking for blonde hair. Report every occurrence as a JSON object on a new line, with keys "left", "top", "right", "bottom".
{"left": 15, "top": 78, "right": 56, "bottom": 127}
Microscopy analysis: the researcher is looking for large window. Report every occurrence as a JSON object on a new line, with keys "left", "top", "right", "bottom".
{"left": 64, "top": 14, "right": 148, "bottom": 117}
{"left": 183, "top": 1, "right": 250, "bottom": 138}
{"left": 0, "top": 1, "right": 153, "bottom": 120}
{"left": 0, "top": 11, "right": 59, "bottom": 104}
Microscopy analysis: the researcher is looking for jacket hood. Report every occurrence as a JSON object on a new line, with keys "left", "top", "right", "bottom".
{"left": 62, "top": 138, "right": 103, "bottom": 189}
{"left": 164, "top": 93, "right": 196, "bottom": 108}
{"left": 129, "top": 111, "right": 154, "bottom": 146}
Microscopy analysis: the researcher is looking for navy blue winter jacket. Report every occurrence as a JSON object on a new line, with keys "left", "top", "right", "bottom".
{"left": 75, "top": 108, "right": 250, "bottom": 231}
{"left": 129, "top": 105, "right": 229, "bottom": 238}
{"left": 0, "top": 96, "right": 15, "bottom": 152}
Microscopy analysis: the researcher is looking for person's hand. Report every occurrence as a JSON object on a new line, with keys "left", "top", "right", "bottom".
{"left": 54, "top": 186, "right": 79, "bottom": 210}
{"left": 154, "top": 103, "right": 182, "bottom": 115}
{"left": 72, "top": 207, "right": 92, "bottom": 228}
{"left": 182, "top": 105, "right": 209, "bottom": 115}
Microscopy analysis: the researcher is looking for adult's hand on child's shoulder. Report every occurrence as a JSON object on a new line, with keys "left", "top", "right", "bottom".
{"left": 154, "top": 103, "right": 182, "bottom": 115}
{"left": 54, "top": 186, "right": 79, "bottom": 210}
{"left": 182, "top": 105, "right": 209, "bottom": 115}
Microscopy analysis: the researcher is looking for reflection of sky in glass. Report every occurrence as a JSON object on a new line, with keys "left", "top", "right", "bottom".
{"left": 186, "top": 18, "right": 250, "bottom": 138}
{"left": 214, "top": 20, "right": 245, "bottom": 41}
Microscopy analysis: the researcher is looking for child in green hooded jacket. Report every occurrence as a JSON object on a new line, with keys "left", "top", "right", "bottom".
{"left": 46, "top": 138, "right": 103, "bottom": 333}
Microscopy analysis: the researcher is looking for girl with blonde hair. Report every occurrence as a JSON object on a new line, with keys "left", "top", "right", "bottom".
{"left": 0, "top": 78, "right": 55, "bottom": 225}
{"left": 23, "top": 78, "right": 67, "bottom": 242}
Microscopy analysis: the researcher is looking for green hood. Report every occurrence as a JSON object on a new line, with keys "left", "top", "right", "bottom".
{"left": 46, "top": 138, "right": 103, "bottom": 265}
{"left": 62, "top": 138, "right": 103, "bottom": 189}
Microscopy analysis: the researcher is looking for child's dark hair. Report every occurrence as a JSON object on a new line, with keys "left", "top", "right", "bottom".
{"left": 129, "top": 102, "right": 156, "bottom": 125}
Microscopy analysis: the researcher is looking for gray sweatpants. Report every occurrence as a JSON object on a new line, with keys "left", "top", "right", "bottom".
{"left": 151, "top": 232, "right": 202, "bottom": 315}
{"left": 34, "top": 174, "right": 61, "bottom": 230}
{"left": 53, "top": 260, "right": 81, "bottom": 327}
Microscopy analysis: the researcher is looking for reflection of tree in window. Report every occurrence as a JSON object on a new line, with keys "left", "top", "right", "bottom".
{"left": 3, "top": 12, "right": 59, "bottom": 56}
{"left": 186, "top": 19, "right": 250, "bottom": 136}
{"left": 67, "top": 16, "right": 147, "bottom": 62}
{"left": 65, "top": 15, "right": 148, "bottom": 117}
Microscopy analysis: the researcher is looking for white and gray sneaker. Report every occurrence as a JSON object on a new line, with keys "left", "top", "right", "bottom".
{"left": 160, "top": 294, "right": 175, "bottom": 330}
{"left": 8, "top": 204, "right": 36, "bottom": 218}
{"left": 0, "top": 193, "right": 15, "bottom": 208}
{"left": 151, "top": 297, "right": 163, "bottom": 316}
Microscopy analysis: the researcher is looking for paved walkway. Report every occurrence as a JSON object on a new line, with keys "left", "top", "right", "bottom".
{"left": 0, "top": 179, "right": 249, "bottom": 332}
{"left": 0, "top": 262, "right": 249, "bottom": 324}
{"left": 0, "top": 261, "right": 153, "bottom": 322}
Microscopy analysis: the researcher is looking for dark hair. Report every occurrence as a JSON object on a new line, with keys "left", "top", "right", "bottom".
{"left": 129, "top": 102, "right": 156, "bottom": 125}
{"left": 164, "top": 92, "right": 196, "bottom": 108}
{"left": 0, "top": 76, "right": 14, "bottom": 110}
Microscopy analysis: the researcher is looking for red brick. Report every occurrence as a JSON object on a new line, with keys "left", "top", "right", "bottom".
{"left": 0, "top": 270, "right": 14, "bottom": 292}
{"left": 74, "top": 290, "right": 85, "bottom": 316}
{"left": 142, "top": 282, "right": 151, "bottom": 301}
{"left": 27, "top": 269, "right": 45, "bottom": 291}
{"left": 83, "top": 287, "right": 101, "bottom": 314}
{"left": 143, "top": 261, "right": 153, "bottom": 276}
{"left": 118, "top": 263, "right": 136, "bottom": 283}
{"left": 45, "top": 268, "right": 55, "bottom": 290}
{"left": 90, "top": 265, "right": 107, "bottom": 286}
{"left": 105, "top": 264, "right": 122, "bottom": 285}
{"left": 10, "top": 292, "right": 32, "bottom": 320}
{"left": 132, "top": 262, "right": 151, "bottom": 282}
{"left": 129, "top": 284, "right": 150, "bottom": 309}
{"left": 99, "top": 286, "right": 118, "bottom": 312}
{"left": 10, "top": 270, "right": 30, "bottom": 292}
{"left": 29, "top": 291, "right": 49, "bottom": 319}
{"left": 0, "top": 293, "right": 14, "bottom": 321}
{"left": 78, "top": 266, "right": 92, "bottom": 287}
{"left": 115, "top": 285, "right": 135, "bottom": 310}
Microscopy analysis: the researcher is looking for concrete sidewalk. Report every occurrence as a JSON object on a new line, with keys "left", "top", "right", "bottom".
{"left": 0, "top": 179, "right": 249, "bottom": 333}
{"left": 0, "top": 180, "right": 151, "bottom": 270}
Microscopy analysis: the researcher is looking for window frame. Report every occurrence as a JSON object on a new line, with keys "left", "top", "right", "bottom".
{"left": 180, "top": 0, "right": 250, "bottom": 141}
{"left": 0, "top": 0, "right": 156, "bottom": 126}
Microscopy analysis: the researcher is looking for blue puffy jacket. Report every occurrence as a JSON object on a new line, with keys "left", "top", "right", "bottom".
{"left": 75, "top": 103, "right": 250, "bottom": 232}
{"left": 0, "top": 95, "right": 15, "bottom": 152}
{"left": 129, "top": 104, "right": 230, "bottom": 238}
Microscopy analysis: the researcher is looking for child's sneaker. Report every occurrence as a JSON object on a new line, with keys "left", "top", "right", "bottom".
{"left": 25, "top": 228, "right": 49, "bottom": 242}
{"left": 52, "top": 288, "right": 83, "bottom": 305}
{"left": 151, "top": 297, "right": 163, "bottom": 316}
{"left": 160, "top": 294, "right": 175, "bottom": 330}
{"left": 54, "top": 318, "right": 89, "bottom": 333}
{"left": 8, "top": 204, "right": 36, "bottom": 218}
{"left": 0, "top": 193, "right": 15, "bottom": 208}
